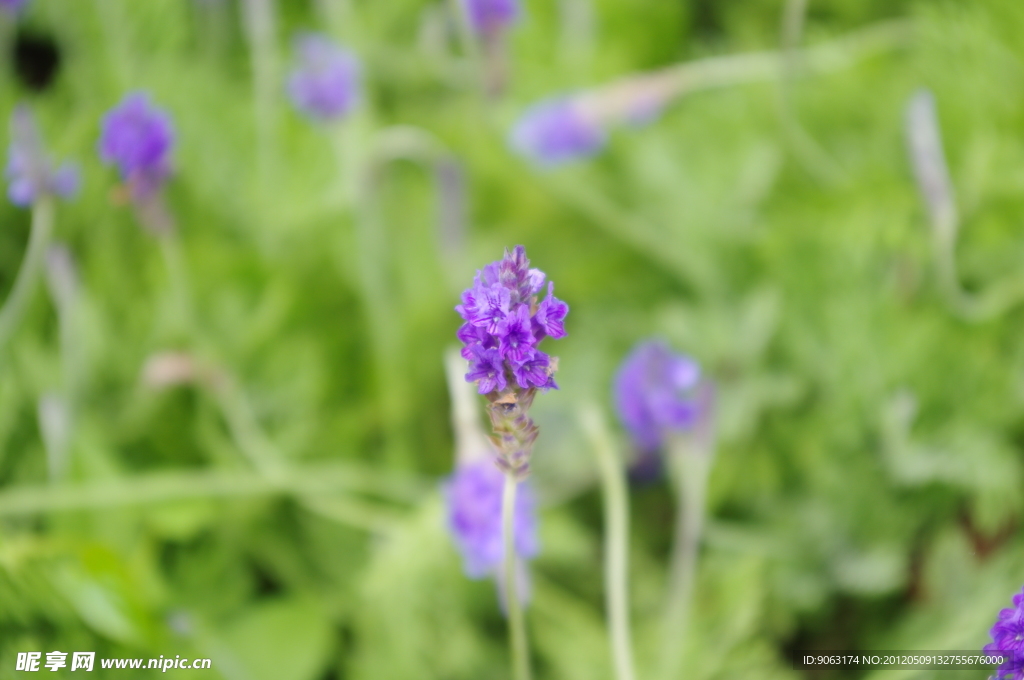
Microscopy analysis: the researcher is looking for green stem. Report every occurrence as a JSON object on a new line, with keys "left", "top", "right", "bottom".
{"left": 503, "top": 472, "right": 532, "bottom": 680}
{"left": 0, "top": 198, "right": 55, "bottom": 355}
{"left": 659, "top": 443, "right": 711, "bottom": 680}
{"left": 581, "top": 405, "right": 637, "bottom": 680}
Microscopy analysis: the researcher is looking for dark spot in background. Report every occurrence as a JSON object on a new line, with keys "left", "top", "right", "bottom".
{"left": 12, "top": 30, "right": 61, "bottom": 92}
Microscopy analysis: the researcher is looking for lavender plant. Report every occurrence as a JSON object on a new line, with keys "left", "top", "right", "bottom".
{"left": 509, "top": 98, "right": 607, "bottom": 168}
{"left": 456, "top": 245, "right": 567, "bottom": 680}
{"left": 985, "top": 587, "right": 1024, "bottom": 680}
{"left": 457, "top": 0, "right": 520, "bottom": 96}
{"left": 613, "top": 339, "right": 715, "bottom": 680}
{"left": 0, "top": 106, "right": 77, "bottom": 354}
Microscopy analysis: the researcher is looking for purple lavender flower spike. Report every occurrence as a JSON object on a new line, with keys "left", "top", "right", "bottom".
{"left": 613, "top": 340, "right": 703, "bottom": 454}
{"left": 445, "top": 457, "right": 538, "bottom": 580}
{"left": 99, "top": 92, "right": 174, "bottom": 201}
{"left": 510, "top": 98, "right": 607, "bottom": 167}
{"left": 456, "top": 245, "right": 567, "bottom": 477}
{"left": 461, "top": 0, "right": 519, "bottom": 35}
{"left": 5, "top": 106, "right": 79, "bottom": 207}
{"left": 985, "top": 586, "right": 1024, "bottom": 680}
{"left": 287, "top": 33, "right": 361, "bottom": 122}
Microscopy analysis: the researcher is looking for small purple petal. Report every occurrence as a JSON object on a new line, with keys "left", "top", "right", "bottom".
{"left": 534, "top": 282, "right": 568, "bottom": 339}
{"left": 466, "top": 345, "right": 507, "bottom": 395}
{"left": 511, "top": 349, "right": 552, "bottom": 389}
{"left": 496, "top": 305, "right": 536, "bottom": 363}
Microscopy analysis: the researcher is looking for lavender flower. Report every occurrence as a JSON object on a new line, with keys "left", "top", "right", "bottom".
{"left": 985, "top": 586, "right": 1024, "bottom": 680}
{"left": 456, "top": 245, "right": 567, "bottom": 477}
{"left": 510, "top": 98, "right": 607, "bottom": 167}
{"left": 613, "top": 340, "right": 703, "bottom": 454}
{"left": 98, "top": 92, "right": 174, "bottom": 201}
{"left": 445, "top": 457, "right": 538, "bottom": 579}
{"left": 461, "top": 0, "right": 519, "bottom": 35}
{"left": 5, "top": 106, "right": 79, "bottom": 207}
{"left": 456, "top": 245, "right": 564, "bottom": 396}
{"left": 287, "top": 33, "right": 361, "bottom": 122}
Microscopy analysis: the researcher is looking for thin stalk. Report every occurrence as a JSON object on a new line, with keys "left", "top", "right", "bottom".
{"left": 0, "top": 198, "right": 55, "bottom": 355}
{"left": 578, "top": 19, "right": 913, "bottom": 123}
{"left": 241, "top": 0, "right": 277, "bottom": 190}
{"left": 581, "top": 405, "right": 637, "bottom": 680}
{"left": 659, "top": 444, "right": 711, "bottom": 680}
{"left": 503, "top": 472, "right": 532, "bottom": 680}
{"left": 158, "top": 232, "right": 194, "bottom": 330}
{"left": 0, "top": 462, "right": 426, "bottom": 518}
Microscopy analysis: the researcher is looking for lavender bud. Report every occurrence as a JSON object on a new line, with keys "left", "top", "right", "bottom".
{"left": 5, "top": 106, "right": 79, "bottom": 207}
{"left": 445, "top": 457, "right": 538, "bottom": 584}
{"left": 510, "top": 97, "right": 606, "bottom": 167}
{"left": 98, "top": 92, "right": 175, "bottom": 202}
{"left": 613, "top": 340, "right": 705, "bottom": 455}
{"left": 287, "top": 33, "right": 361, "bottom": 122}
{"left": 461, "top": 0, "right": 520, "bottom": 36}
{"left": 985, "top": 586, "right": 1024, "bottom": 679}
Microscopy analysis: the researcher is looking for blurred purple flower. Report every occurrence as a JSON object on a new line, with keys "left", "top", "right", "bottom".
{"left": 99, "top": 92, "right": 174, "bottom": 200}
{"left": 5, "top": 106, "right": 79, "bottom": 207}
{"left": 510, "top": 98, "right": 606, "bottom": 167}
{"left": 985, "top": 586, "right": 1024, "bottom": 680}
{"left": 445, "top": 457, "right": 538, "bottom": 579}
{"left": 287, "top": 33, "right": 360, "bottom": 122}
{"left": 613, "top": 340, "right": 703, "bottom": 453}
{"left": 0, "top": 0, "right": 29, "bottom": 15}
{"left": 461, "top": 0, "right": 519, "bottom": 35}
{"left": 456, "top": 246, "right": 565, "bottom": 395}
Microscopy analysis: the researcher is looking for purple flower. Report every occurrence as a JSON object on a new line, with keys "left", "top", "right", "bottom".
{"left": 456, "top": 245, "right": 567, "bottom": 396}
{"left": 287, "top": 34, "right": 361, "bottom": 122}
{"left": 985, "top": 587, "right": 1024, "bottom": 680}
{"left": 466, "top": 345, "right": 507, "bottom": 395}
{"left": 0, "top": 0, "right": 29, "bottom": 15}
{"left": 613, "top": 340, "right": 703, "bottom": 453}
{"left": 98, "top": 92, "right": 174, "bottom": 200}
{"left": 461, "top": 0, "right": 519, "bottom": 35}
{"left": 496, "top": 305, "right": 536, "bottom": 363}
{"left": 511, "top": 349, "right": 555, "bottom": 390}
{"left": 510, "top": 98, "right": 606, "bottom": 167}
{"left": 445, "top": 457, "right": 538, "bottom": 579}
{"left": 534, "top": 282, "right": 568, "bottom": 339}
{"left": 5, "top": 106, "right": 79, "bottom": 207}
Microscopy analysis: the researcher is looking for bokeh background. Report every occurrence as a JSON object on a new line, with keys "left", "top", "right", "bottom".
{"left": 2, "top": 0, "right": 1024, "bottom": 678}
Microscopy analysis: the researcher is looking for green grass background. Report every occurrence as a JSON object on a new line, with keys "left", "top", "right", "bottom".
{"left": 2, "top": 0, "right": 1024, "bottom": 678}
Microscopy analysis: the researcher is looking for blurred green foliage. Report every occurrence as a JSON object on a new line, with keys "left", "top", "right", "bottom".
{"left": 2, "top": 0, "right": 1024, "bottom": 678}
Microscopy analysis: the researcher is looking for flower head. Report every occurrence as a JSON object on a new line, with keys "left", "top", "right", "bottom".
{"left": 461, "top": 0, "right": 520, "bottom": 36}
{"left": 510, "top": 98, "right": 606, "bottom": 167}
{"left": 287, "top": 34, "right": 361, "bottom": 122}
{"left": 5, "top": 106, "right": 79, "bottom": 207}
{"left": 985, "top": 586, "right": 1024, "bottom": 680}
{"left": 613, "top": 340, "right": 703, "bottom": 453}
{"left": 98, "top": 92, "right": 174, "bottom": 200}
{"left": 445, "top": 457, "right": 538, "bottom": 579}
{"left": 456, "top": 245, "right": 566, "bottom": 396}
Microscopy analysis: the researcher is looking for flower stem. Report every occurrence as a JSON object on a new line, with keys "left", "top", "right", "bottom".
{"left": 581, "top": 405, "right": 637, "bottom": 680}
{"left": 659, "top": 442, "right": 711, "bottom": 680}
{"left": 0, "top": 198, "right": 55, "bottom": 356}
{"left": 502, "top": 472, "right": 532, "bottom": 680}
